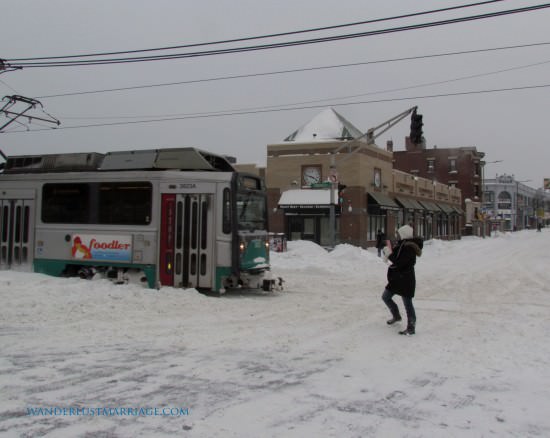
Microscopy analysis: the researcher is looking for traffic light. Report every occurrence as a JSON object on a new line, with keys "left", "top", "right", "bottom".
{"left": 410, "top": 110, "right": 423, "bottom": 144}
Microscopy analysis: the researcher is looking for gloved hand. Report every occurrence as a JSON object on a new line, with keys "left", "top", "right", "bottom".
{"left": 382, "top": 246, "right": 392, "bottom": 258}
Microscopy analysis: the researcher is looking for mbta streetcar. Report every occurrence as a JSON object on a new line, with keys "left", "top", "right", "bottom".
{"left": 0, "top": 147, "right": 282, "bottom": 293}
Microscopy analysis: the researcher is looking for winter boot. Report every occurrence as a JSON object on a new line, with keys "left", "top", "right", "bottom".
{"left": 386, "top": 315, "right": 402, "bottom": 325}
{"left": 399, "top": 322, "right": 415, "bottom": 336}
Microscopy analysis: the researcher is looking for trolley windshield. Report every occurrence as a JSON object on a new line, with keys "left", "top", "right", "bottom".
{"left": 236, "top": 192, "right": 267, "bottom": 231}
{"left": 235, "top": 174, "right": 268, "bottom": 232}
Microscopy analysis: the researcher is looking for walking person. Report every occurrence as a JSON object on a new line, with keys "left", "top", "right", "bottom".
{"left": 381, "top": 225, "right": 423, "bottom": 335}
{"left": 375, "top": 229, "right": 386, "bottom": 257}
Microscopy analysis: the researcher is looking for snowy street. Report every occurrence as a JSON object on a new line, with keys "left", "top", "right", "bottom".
{"left": 1, "top": 230, "right": 550, "bottom": 437}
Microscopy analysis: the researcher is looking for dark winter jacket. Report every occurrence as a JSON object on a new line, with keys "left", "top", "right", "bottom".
{"left": 375, "top": 231, "right": 386, "bottom": 249}
{"left": 386, "top": 238, "right": 423, "bottom": 297}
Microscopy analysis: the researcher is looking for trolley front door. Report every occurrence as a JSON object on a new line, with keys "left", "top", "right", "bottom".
{"left": 160, "top": 193, "right": 213, "bottom": 289}
{"left": 0, "top": 197, "right": 35, "bottom": 270}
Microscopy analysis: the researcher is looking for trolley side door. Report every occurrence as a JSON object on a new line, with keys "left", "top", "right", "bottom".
{"left": 0, "top": 196, "right": 35, "bottom": 270}
{"left": 196, "top": 194, "right": 213, "bottom": 288}
{"left": 173, "top": 193, "right": 213, "bottom": 289}
{"left": 159, "top": 193, "right": 176, "bottom": 286}
{"left": 0, "top": 200, "right": 12, "bottom": 268}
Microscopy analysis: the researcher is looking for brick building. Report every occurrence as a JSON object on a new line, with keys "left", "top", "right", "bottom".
{"left": 392, "top": 137, "right": 484, "bottom": 235}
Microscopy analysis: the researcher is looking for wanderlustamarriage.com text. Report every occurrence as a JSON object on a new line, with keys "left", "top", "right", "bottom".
{"left": 27, "top": 406, "right": 191, "bottom": 417}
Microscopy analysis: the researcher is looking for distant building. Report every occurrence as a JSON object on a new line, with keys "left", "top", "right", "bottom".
{"left": 483, "top": 174, "right": 550, "bottom": 231}
{"left": 393, "top": 137, "right": 484, "bottom": 235}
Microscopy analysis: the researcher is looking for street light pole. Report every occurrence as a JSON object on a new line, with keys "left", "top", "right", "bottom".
{"left": 329, "top": 164, "right": 336, "bottom": 247}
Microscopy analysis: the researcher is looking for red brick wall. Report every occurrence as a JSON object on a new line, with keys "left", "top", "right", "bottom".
{"left": 393, "top": 140, "right": 483, "bottom": 209}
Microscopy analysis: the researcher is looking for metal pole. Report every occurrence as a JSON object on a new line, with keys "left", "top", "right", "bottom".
{"left": 329, "top": 160, "right": 336, "bottom": 248}
{"left": 516, "top": 180, "right": 519, "bottom": 230}
{"left": 482, "top": 164, "right": 489, "bottom": 237}
{"left": 329, "top": 185, "right": 335, "bottom": 248}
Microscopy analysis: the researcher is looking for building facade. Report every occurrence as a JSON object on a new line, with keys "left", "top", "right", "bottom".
{"left": 259, "top": 109, "right": 462, "bottom": 248}
{"left": 482, "top": 174, "right": 550, "bottom": 232}
{"left": 392, "top": 137, "right": 484, "bottom": 235}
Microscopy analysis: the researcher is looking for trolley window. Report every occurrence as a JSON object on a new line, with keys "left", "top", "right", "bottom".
{"left": 42, "top": 183, "right": 90, "bottom": 224}
{"left": 42, "top": 181, "right": 152, "bottom": 225}
{"left": 98, "top": 182, "right": 152, "bottom": 225}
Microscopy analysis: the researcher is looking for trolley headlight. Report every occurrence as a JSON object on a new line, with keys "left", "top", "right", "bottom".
{"left": 239, "top": 241, "right": 246, "bottom": 252}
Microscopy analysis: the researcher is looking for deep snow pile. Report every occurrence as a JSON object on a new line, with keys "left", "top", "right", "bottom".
{"left": 1, "top": 230, "right": 549, "bottom": 437}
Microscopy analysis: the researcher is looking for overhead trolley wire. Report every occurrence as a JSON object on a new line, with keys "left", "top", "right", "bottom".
{"left": 8, "top": 3, "right": 550, "bottom": 68}
{"left": 8, "top": 1, "right": 507, "bottom": 62}
{"left": 34, "top": 41, "right": 550, "bottom": 99}
{"left": 4, "top": 83, "right": 550, "bottom": 134}
{"left": 53, "top": 56, "right": 550, "bottom": 120}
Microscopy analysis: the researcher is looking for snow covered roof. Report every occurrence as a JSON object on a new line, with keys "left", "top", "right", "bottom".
{"left": 284, "top": 108, "right": 364, "bottom": 142}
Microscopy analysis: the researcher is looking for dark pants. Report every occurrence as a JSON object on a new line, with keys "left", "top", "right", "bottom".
{"left": 382, "top": 288, "right": 416, "bottom": 325}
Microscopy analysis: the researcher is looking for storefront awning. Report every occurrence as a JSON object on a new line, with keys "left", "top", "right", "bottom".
{"left": 278, "top": 189, "right": 338, "bottom": 209}
{"left": 436, "top": 202, "right": 456, "bottom": 214}
{"left": 368, "top": 192, "right": 400, "bottom": 210}
{"left": 410, "top": 199, "right": 426, "bottom": 210}
{"left": 418, "top": 200, "right": 441, "bottom": 212}
{"left": 453, "top": 206, "right": 465, "bottom": 215}
{"left": 395, "top": 196, "right": 425, "bottom": 211}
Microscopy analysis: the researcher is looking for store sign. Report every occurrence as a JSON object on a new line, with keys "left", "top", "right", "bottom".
{"left": 279, "top": 204, "right": 329, "bottom": 209}
{"left": 71, "top": 234, "right": 132, "bottom": 262}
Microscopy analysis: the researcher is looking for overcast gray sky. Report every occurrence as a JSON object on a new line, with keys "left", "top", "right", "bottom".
{"left": 1, "top": 0, "right": 549, "bottom": 187}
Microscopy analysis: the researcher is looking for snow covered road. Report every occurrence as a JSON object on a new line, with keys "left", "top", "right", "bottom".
{"left": 1, "top": 230, "right": 549, "bottom": 437}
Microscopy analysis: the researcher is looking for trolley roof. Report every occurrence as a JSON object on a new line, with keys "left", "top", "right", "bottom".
{"left": 0, "top": 147, "right": 235, "bottom": 174}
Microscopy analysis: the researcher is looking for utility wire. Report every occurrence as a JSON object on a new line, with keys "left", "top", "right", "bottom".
{"left": 54, "top": 57, "right": 550, "bottom": 120}
{"left": 8, "top": 1, "right": 506, "bottom": 62}
{"left": 0, "top": 79, "right": 20, "bottom": 94}
{"left": 4, "top": 83, "right": 550, "bottom": 133}
{"left": 34, "top": 41, "right": 550, "bottom": 99}
{"left": 9, "top": 3, "right": 550, "bottom": 68}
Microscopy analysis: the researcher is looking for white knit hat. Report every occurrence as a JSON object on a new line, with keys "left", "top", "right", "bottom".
{"left": 397, "top": 224, "right": 414, "bottom": 240}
